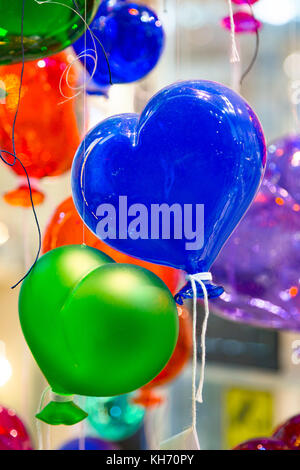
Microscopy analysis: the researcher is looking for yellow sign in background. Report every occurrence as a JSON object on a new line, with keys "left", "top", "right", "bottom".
{"left": 224, "top": 387, "right": 273, "bottom": 449}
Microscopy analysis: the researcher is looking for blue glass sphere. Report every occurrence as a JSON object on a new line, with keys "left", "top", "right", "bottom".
{"left": 85, "top": 394, "right": 145, "bottom": 441}
{"left": 73, "top": 0, "right": 165, "bottom": 91}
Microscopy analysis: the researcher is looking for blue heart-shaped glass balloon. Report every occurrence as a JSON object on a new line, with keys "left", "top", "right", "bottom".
{"left": 72, "top": 80, "right": 266, "bottom": 300}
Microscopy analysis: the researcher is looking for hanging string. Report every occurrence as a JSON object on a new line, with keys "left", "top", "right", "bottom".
{"left": 70, "top": 0, "right": 113, "bottom": 245}
{"left": 227, "top": 0, "right": 240, "bottom": 63}
{"left": 0, "top": 0, "right": 42, "bottom": 289}
{"left": 290, "top": 10, "right": 300, "bottom": 133}
{"left": 175, "top": 0, "right": 180, "bottom": 77}
{"left": 187, "top": 272, "right": 212, "bottom": 431}
{"left": 72, "top": 0, "right": 88, "bottom": 245}
{"left": 190, "top": 276, "right": 197, "bottom": 431}
{"left": 163, "top": 0, "right": 167, "bottom": 14}
{"left": 78, "top": 397, "right": 86, "bottom": 451}
{"left": 72, "top": 0, "right": 112, "bottom": 85}
{"left": 240, "top": 2, "right": 260, "bottom": 86}
{"left": 5, "top": 0, "right": 113, "bottom": 288}
{"left": 33, "top": 1, "right": 112, "bottom": 104}
{"left": 45, "top": 423, "right": 51, "bottom": 450}
{"left": 82, "top": 0, "right": 87, "bottom": 245}
{"left": 36, "top": 385, "right": 51, "bottom": 450}
{"left": 231, "top": 55, "right": 242, "bottom": 94}
{"left": 21, "top": 209, "right": 32, "bottom": 423}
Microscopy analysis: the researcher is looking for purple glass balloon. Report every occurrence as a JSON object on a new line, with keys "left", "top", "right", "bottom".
{"left": 233, "top": 438, "right": 288, "bottom": 450}
{"left": 266, "top": 135, "right": 300, "bottom": 204}
{"left": 211, "top": 181, "right": 300, "bottom": 332}
{"left": 0, "top": 406, "right": 32, "bottom": 450}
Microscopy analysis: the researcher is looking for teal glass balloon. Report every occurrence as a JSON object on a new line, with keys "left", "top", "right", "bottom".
{"left": 0, "top": 0, "right": 101, "bottom": 65}
{"left": 84, "top": 394, "right": 145, "bottom": 441}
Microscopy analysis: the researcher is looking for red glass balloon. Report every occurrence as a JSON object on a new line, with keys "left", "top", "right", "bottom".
{"left": 0, "top": 52, "right": 81, "bottom": 207}
{"left": 134, "top": 305, "right": 192, "bottom": 404}
{"left": 221, "top": 11, "right": 262, "bottom": 34}
{"left": 233, "top": 438, "right": 288, "bottom": 450}
{"left": 0, "top": 406, "right": 33, "bottom": 450}
{"left": 142, "top": 305, "right": 192, "bottom": 389}
{"left": 42, "top": 196, "right": 182, "bottom": 294}
{"left": 273, "top": 414, "right": 300, "bottom": 449}
{"left": 132, "top": 305, "right": 192, "bottom": 408}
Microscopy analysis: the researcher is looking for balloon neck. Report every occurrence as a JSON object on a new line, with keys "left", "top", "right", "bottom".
{"left": 86, "top": 82, "right": 110, "bottom": 98}
{"left": 3, "top": 184, "right": 44, "bottom": 207}
{"left": 36, "top": 391, "right": 88, "bottom": 426}
{"left": 132, "top": 389, "right": 164, "bottom": 408}
{"left": 174, "top": 279, "right": 224, "bottom": 305}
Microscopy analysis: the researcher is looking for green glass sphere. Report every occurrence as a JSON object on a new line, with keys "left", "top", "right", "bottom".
{"left": 19, "top": 245, "right": 178, "bottom": 424}
{"left": 0, "top": 0, "right": 101, "bottom": 64}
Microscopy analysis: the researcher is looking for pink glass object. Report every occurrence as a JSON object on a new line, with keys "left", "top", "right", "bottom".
{"left": 211, "top": 181, "right": 300, "bottom": 332}
{"left": 273, "top": 414, "right": 300, "bottom": 449}
{"left": 232, "top": 0, "right": 259, "bottom": 5}
{"left": 221, "top": 11, "right": 262, "bottom": 34}
{"left": 0, "top": 406, "right": 32, "bottom": 450}
{"left": 266, "top": 135, "right": 300, "bottom": 204}
{"left": 234, "top": 438, "right": 288, "bottom": 450}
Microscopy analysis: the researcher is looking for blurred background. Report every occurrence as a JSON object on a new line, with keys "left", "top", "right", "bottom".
{"left": 0, "top": 0, "right": 300, "bottom": 450}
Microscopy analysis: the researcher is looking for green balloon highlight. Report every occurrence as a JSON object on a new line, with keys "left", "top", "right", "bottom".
{"left": 0, "top": 0, "right": 100, "bottom": 65}
{"left": 19, "top": 245, "right": 179, "bottom": 425}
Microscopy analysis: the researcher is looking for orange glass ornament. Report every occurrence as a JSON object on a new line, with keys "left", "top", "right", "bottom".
{"left": 0, "top": 52, "right": 81, "bottom": 207}
{"left": 42, "top": 196, "right": 182, "bottom": 294}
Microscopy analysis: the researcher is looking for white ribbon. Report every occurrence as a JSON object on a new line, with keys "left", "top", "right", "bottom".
{"left": 186, "top": 272, "right": 212, "bottom": 431}
{"left": 227, "top": 0, "right": 240, "bottom": 63}
{"left": 50, "top": 392, "right": 74, "bottom": 403}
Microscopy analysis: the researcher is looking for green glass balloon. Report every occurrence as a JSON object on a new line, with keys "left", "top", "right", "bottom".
{"left": 0, "top": 0, "right": 101, "bottom": 65}
{"left": 19, "top": 245, "right": 178, "bottom": 425}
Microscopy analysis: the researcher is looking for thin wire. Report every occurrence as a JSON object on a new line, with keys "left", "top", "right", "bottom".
{"left": 290, "top": 16, "right": 300, "bottom": 133}
{"left": 83, "top": 0, "right": 87, "bottom": 245}
{"left": 71, "top": 0, "right": 112, "bottom": 244}
{"left": 34, "top": 0, "right": 112, "bottom": 104}
{"left": 176, "top": 0, "right": 180, "bottom": 77}
{"left": 0, "top": 0, "right": 42, "bottom": 289}
{"left": 36, "top": 385, "right": 51, "bottom": 451}
{"left": 74, "top": 0, "right": 88, "bottom": 245}
{"left": 72, "top": 0, "right": 112, "bottom": 85}
{"left": 240, "top": 3, "right": 260, "bottom": 85}
{"left": 78, "top": 397, "right": 86, "bottom": 451}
